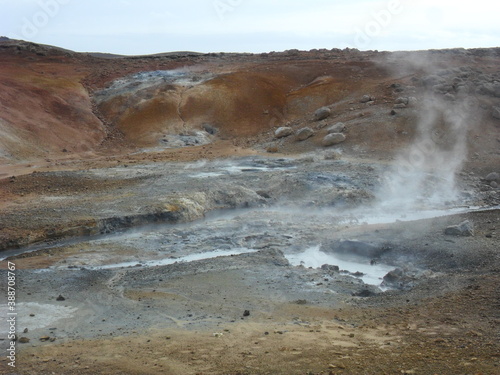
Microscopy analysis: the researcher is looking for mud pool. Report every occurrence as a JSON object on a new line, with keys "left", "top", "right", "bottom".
{"left": 1, "top": 155, "right": 496, "bottom": 346}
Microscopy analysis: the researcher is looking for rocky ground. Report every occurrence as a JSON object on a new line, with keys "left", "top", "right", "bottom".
{"left": 0, "top": 40, "right": 499, "bottom": 374}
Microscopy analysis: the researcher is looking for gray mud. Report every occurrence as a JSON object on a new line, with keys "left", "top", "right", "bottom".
{"left": 1, "top": 155, "right": 499, "bottom": 349}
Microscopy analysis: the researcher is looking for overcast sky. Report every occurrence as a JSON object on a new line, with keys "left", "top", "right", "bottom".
{"left": 1, "top": 0, "right": 499, "bottom": 55}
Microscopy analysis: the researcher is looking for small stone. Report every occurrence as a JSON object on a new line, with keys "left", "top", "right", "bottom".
{"left": 295, "top": 127, "right": 315, "bottom": 141}
{"left": 30, "top": 314, "right": 35, "bottom": 317}
{"left": 313, "top": 107, "right": 331, "bottom": 121}
{"left": 408, "top": 97, "right": 418, "bottom": 106}
{"left": 390, "top": 109, "right": 397, "bottom": 115}
{"left": 275, "top": 127, "right": 293, "bottom": 139}
{"left": 491, "top": 181, "right": 498, "bottom": 188}
{"left": 444, "top": 220, "right": 474, "bottom": 237}
{"left": 39, "top": 336, "right": 50, "bottom": 342}
{"left": 395, "top": 97, "right": 409, "bottom": 105}
{"left": 243, "top": 310, "right": 250, "bottom": 317}
{"left": 23, "top": 328, "right": 28, "bottom": 333}
{"left": 360, "top": 95, "right": 373, "bottom": 103}
{"left": 485, "top": 172, "right": 499, "bottom": 181}
{"left": 56, "top": 295, "right": 66, "bottom": 301}
{"left": 19, "top": 337, "right": 30, "bottom": 344}
{"left": 322, "top": 133, "right": 346, "bottom": 147}
{"left": 327, "top": 122, "right": 346, "bottom": 134}
{"left": 323, "top": 151, "right": 341, "bottom": 160}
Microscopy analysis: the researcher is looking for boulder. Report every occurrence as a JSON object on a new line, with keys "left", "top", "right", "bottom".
{"left": 485, "top": 172, "right": 499, "bottom": 181}
{"left": 275, "top": 127, "right": 293, "bottom": 138}
{"left": 296, "top": 127, "right": 314, "bottom": 141}
{"left": 313, "top": 107, "right": 331, "bottom": 121}
{"left": 321, "top": 264, "right": 340, "bottom": 272}
{"left": 327, "top": 122, "right": 346, "bottom": 134}
{"left": 322, "top": 133, "right": 346, "bottom": 147}
{"left": 383, "top": 268, "right": 404, "bottom": 284}
{"left": 444, "top": 220, "right": 474, "bottom": 237}
{"left": 381, "top": 268, "right": 415, "bottom": 289}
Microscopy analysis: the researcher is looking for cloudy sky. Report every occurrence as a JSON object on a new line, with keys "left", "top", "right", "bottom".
{"left": 2, "top": 0, "right": 499, "bottom": 55}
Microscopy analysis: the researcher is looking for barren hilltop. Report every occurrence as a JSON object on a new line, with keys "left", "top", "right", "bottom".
{"left": 0, "top": 40, "right": 499, "bottom": 375}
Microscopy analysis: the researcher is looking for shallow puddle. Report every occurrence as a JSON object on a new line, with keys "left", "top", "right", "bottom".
{"left": 285, "top": 246, "right": 395, "bottom": 286}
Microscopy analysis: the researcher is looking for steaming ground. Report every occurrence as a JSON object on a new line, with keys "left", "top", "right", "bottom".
{"left": 1, "top": 153, "right": 499, "bottom": 374}
{"left": 0, "top": 42, "right": 499, "bottom": 374}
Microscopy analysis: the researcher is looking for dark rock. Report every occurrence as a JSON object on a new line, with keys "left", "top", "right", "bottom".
{"left": 256, "top": 191, "right": 271, "bottom": 199}
{"left": 444, "top": 220, "right": 474, "bottom": 237}
{"left": 19, "top": 337, "right": 30, "bottom": 344}
{"left": 321, "top": 264, "right": 340, "bottom": 272}
{"left": 243, "top": 310, "right": 250, "bottom": 317}
{"left": 294, "top": 299, "right": 308, "bottom": 305}
{"left": 383, "top": 268, "right": 404, "bottom": 284}
{"left": 56, "top": 295, "right": 66, "bottom": 301}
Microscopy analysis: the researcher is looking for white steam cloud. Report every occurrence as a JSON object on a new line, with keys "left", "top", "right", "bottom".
{"left": 376, "top": 95, "right": 476, "bottom": 211}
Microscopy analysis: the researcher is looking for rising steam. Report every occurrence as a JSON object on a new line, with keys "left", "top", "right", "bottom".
{"left": 376, "top": 95, "right": 476, "bottom": 211}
